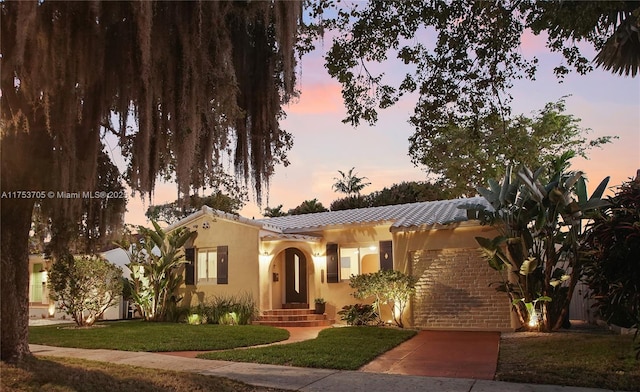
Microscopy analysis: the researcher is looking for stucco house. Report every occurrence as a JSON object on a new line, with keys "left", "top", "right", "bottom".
{"left": 168, "top": 197, "right": 517, "bottom": 331}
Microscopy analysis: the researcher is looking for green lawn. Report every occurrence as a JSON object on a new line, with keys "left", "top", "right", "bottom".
{"left": 497, "top": 331, "right": 640, "bottom": 391}
{"left": 29, "top": 320, "right": 289, "bottom": 352}
{"left": 26, "top": 320, "right": 640, "bottom": 390}
{"left": 198, "top": 326, "right": 417, "bottom": 370}
{"left": 1, "top": 356, "right": 289, "bottom": 392}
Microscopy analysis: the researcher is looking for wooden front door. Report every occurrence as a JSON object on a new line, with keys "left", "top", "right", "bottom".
{"left": 285, "top": 248, "right": 307, "bottom": 304}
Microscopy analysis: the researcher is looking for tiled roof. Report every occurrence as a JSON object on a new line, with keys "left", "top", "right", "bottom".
{"left": 257, "top": 197, "right": 491, "bottom": 233}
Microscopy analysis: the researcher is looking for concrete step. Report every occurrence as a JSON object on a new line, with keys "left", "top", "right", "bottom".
{"left": 254, "top": 308, "right": 333, "bottom": 327}
{"left": 253, "top": 319, "right": 334, "bottom": 327}
{"left": 263, "top": 309, "right": 317, "bottom": 316}
{"left": 282, "top": 303, "right": 309, "bottom": 309}
{"left": 259, "top": 314, "right": 327, "bottom": 322}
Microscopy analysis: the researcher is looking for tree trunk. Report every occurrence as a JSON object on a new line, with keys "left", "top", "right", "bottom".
{"left": 1, "top": 114, "right": 48, "bottom": 363}
{"left": 1, "top": 197, "right": 36, "bottom": 363}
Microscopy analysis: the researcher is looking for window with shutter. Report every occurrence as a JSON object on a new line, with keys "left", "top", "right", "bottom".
{"left": 184, "top": 248, "right": 195, "bottom": 285}
{"left": 326, "top": 243, "right": 339, "bottom": 283}
{"left": 217, "top": 245, "right": 228, "bottom": 284}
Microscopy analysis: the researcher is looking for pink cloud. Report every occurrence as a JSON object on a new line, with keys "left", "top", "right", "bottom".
{"left": 520, "top": 29, "right": 549, "bottom": 56}
{"left": 285, "top": 82, "right": 343, "bottom": 115}
{"left": 125, "top": 183, "right": 178, "bottom": 227}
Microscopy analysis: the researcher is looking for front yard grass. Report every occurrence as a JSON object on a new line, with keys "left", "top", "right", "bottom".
{"left": 1, "top": 356, "right": 290, "bottom": 392}
{"left": 198, "top": 326, "right": 417, "bottom": 370}
{"left": 497, "top": 330, "right": 640, "bottom": 391}
{"left": 29, "top": 320, "right": 289, "bottom": 351}
{"left": 28, "top": 319, "right": 639, "bottom": 391}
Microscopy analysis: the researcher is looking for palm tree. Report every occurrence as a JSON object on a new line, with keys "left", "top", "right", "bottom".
{"left": 332, "top": 167, "right": 371, "bottom": 197}
{"left": 263, "top": 205, "right": 287, "bottom": 217}
{"left": 289, "top": 199, "right": 329, "bottom": 215}
{"left": 594, "top": 7, "right": 640, "bottom": 77}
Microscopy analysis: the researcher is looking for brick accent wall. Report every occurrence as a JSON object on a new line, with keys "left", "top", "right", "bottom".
{"left": 410, "top": 248, "right": 512, "bottom": 330}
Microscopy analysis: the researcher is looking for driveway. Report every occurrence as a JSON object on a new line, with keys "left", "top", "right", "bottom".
{"left": 360, "top": 330, "right": 500, "bottom": 380}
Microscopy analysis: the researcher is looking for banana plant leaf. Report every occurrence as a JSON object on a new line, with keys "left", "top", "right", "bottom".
{"left": 520, "top": 257, "right": 539, "bottom": 276}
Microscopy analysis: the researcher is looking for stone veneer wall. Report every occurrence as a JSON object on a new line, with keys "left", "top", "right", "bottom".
{"left": 410, "top": 248, "right": 512, "bottom": 330}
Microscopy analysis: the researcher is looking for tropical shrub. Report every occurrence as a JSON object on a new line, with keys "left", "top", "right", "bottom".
{"left": 581, "top": 174, "right": 640, "bottom": 357}
{"left": 191, "top": 292, "right": 259, "bottom": 325}
{"left": 467, "top": 155, "right": 609, "bottom": 331}
{"left": 115, "top": 221, "right": 196, "bottom": 321}
{"left": 338, "top": 304, "right": 378, "bottom": 326}
{"left": 165, "top": 302, "right": 191, "bottom": 323}
{"left": 48, "top": 255, "right": 123, "bottom": 327}
{"left": 187, "top": 313, "right": 204, "bottom": 325}
{"left": 349, "top": 270, "right": 417, "bottom": 328}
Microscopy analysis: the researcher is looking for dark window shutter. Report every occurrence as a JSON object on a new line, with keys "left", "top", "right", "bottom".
{"left": 326, "top": 243, "right": 339, "bottom": 283}
{"left": 217, "top": 245, "right": 228, "bottom": 284}
{"left": 184, "top": 247, "right": 195, "bottom": 285}
{"left": 379, "top": 240, "right": 393, "bottom": 270}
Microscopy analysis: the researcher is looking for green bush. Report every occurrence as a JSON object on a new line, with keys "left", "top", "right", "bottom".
{"left": 191, "top": 292, "right": 258, "bottom": 325}
{"left": 349, "top": 270, "right": 417, "bottom": 328}
{"left": 165, "top": 301, "right": 191, "bottom": 323}
{"left": 48, "top": 254, "right": 123, "bottom": 327}
{"left": 338, "top": 304, "right": 378, "bottom": 326}
{"left": 187, "top": 313, "right": 204, "bottom": 325}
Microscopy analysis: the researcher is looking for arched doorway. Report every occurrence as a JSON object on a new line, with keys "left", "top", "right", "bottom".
{"left": 285, "top": 248, "right": 307, "bottom": 305}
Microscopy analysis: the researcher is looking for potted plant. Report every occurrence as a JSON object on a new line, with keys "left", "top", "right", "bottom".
{"left": 314, "top": 298, "right": 326, "bottom": 314}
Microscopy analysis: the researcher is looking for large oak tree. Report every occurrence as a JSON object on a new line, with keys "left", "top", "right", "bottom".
{"left": 315, "top": 0, "right": 639, "bottom": 126}
{"left": 311, "top": 0, "right": 638, "bottom": 187}
{"left": 1, "top": 0, "right": 302, "bottom": 362}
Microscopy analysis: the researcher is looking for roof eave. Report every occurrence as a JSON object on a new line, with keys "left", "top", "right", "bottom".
{"left": 261, "top": 233, "right": 323, "bottom": 242}
{"left": 281, "top": 219, "right": 397, "bottom": 234}
{"left": 166, "top": 206, "right": 271, "bottom": 232}
{"left": 390, "top": 220, "right": 483, "bottom": 233}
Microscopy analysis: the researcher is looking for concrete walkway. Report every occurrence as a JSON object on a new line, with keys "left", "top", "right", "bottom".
{"left": 160, "top": 326, "right": 330, "bottom": 358}
{"left": 30, "top": 343, "right": 618, "bottom": 392}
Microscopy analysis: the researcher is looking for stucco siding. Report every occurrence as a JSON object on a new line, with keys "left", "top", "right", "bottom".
{"left": 179, "top": 215, "right": 261, "bottom": 307}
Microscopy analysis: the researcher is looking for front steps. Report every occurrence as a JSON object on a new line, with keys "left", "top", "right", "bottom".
{"left": 254, "top": 308, "right": 334, "bottom": 327}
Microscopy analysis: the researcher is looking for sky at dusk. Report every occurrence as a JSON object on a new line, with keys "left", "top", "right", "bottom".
{"left": 120, "top": 30, "right": 640, "bottom": 226}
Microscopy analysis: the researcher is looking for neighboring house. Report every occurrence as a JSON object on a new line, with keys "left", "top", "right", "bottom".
{"left": 28, "top": 254, "right": 57, "bottom": 319}
{"left": 169, "top": 197, "right": 517, "bottom": 331}
{"left": 28, "top": 250, "right": 129, "bottom": 321}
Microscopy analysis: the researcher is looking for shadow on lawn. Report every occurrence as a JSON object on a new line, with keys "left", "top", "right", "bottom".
{"left": 0, "top": 356, "right": 270, "bottom": 392}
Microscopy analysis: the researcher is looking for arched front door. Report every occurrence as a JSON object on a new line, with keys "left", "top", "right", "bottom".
{"left": 285, "top": 248, "right": 307, "bottom": 304}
